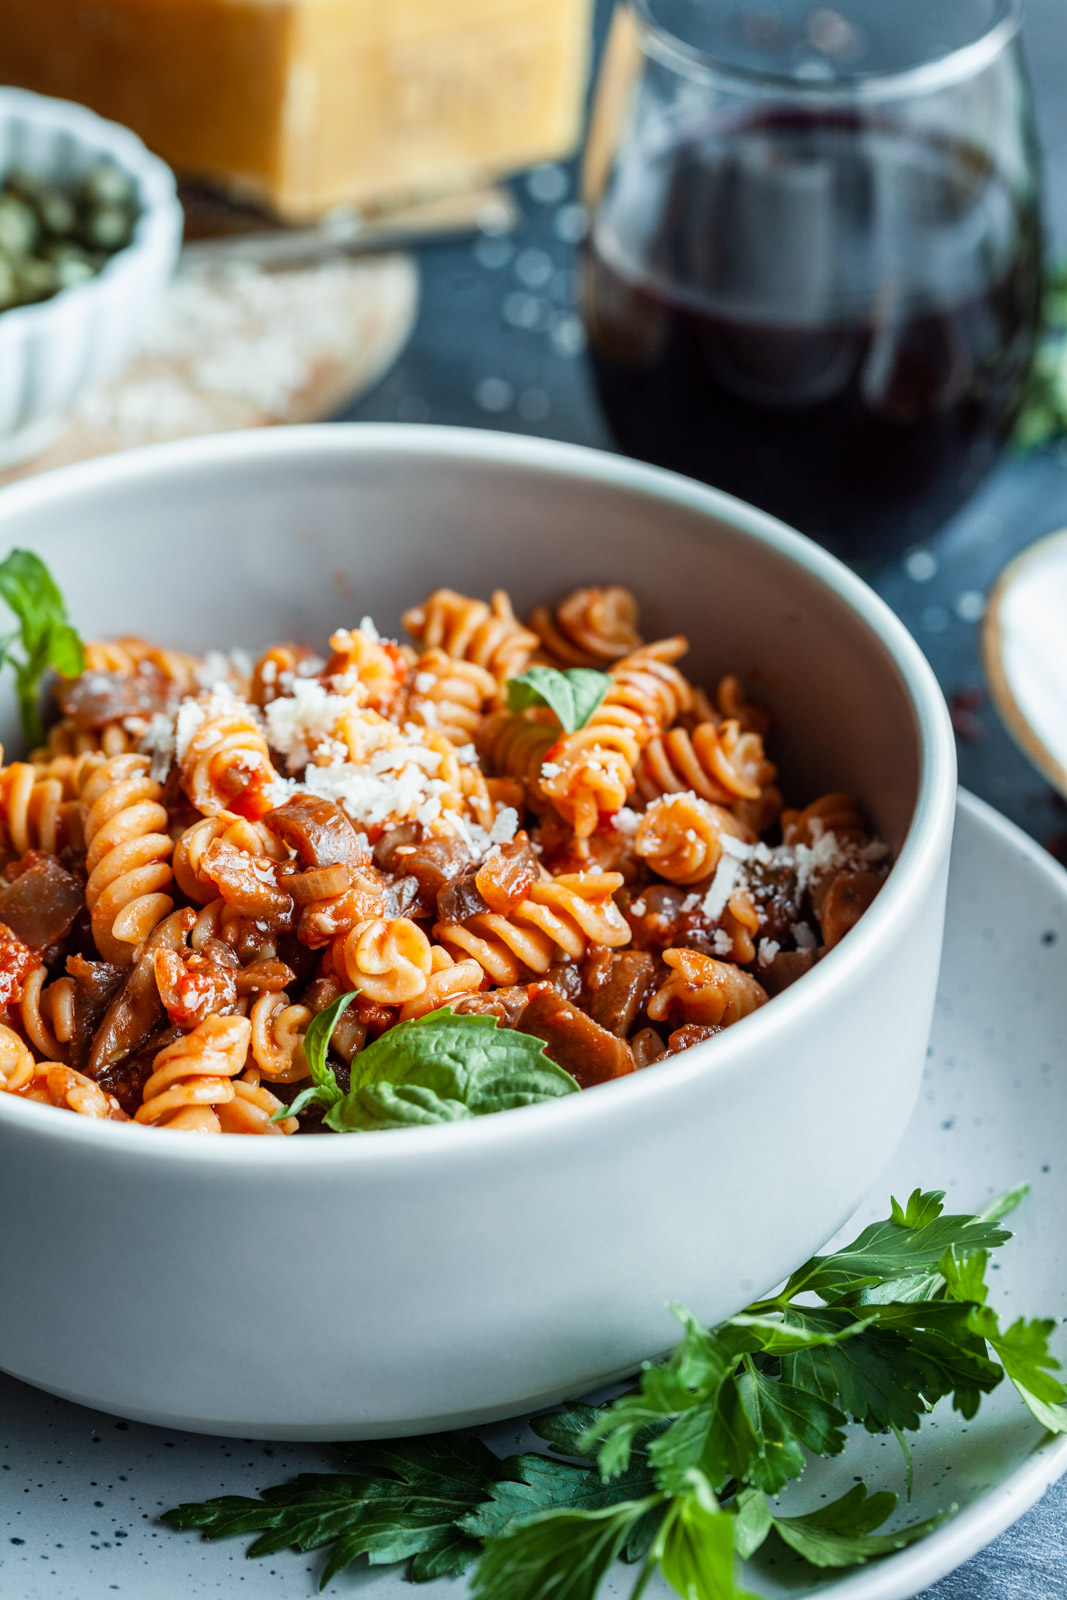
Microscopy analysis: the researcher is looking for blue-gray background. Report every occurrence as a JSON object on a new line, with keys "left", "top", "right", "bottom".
{"left": 4, "top": 1, "right": 1067, "bottom": 1596}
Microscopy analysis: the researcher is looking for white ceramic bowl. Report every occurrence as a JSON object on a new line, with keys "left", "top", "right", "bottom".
{"left": 0, "top": 426, "right": 956, "bottom": 1439}
{"left": 0, "top": 87, "right": 182, "bottom": 469}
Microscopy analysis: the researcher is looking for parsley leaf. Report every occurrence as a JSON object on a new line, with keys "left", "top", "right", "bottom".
{"left": 161, "top": 1183, "right": 1067, "bottom": 1598}
{"left": 277, "top": 990, "right": 355, "bottom": 1120}
{"left": 966, "top": 1308, "right": 1067, "bottom": 1433}
{"left": 506, "top": 666, "right": 611, "bottom": 733}
{"left": 461, "top": 1450, "right": 660, "bottom": 1544}
{"left": 768, "top": 1484, "right": 953, "bottom": 1568}
{"left": 0, "top": 549, "right": 85, "bottom": 746}
{"left": 652, "top": 1476, "right": 762, "bottom": 1600}
{"left": 324, "top": 1008, "right": 578, "bottom": 1132}
{"left": 164, "top": 1434, "right": 497, "bottom": 1588}
{"left": 470, "top": 1497, "right": 662, "bottom": 1600}
{"left": 777, "top": 1189, "right": 1012, "bottom": 1301}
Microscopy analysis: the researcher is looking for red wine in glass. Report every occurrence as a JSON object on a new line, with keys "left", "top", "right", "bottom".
{"left": 583, "top": 113, "right": 1042, "bottom": 559}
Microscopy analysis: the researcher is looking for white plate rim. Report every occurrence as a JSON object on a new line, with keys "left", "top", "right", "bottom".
{"left": 800, "top": 787, "right": 1067, "bottom": 1600}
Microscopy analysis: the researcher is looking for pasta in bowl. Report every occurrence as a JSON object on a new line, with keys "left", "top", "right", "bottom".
{"left": 0, "top": 425, "right": 955, "bottom": 1437}
{"left": 0, "top": 580, "right": 889, "bottom": 1135}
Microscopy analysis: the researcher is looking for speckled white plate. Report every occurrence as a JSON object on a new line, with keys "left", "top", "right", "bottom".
{"left": 2, "top": 789, "right": 1066, "bottom": 1600}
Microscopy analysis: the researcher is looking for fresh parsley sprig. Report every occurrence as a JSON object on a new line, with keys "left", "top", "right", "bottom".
{"left": 162, "top": 1184, "right": 1067, "bottom": 1596}
{"left": 0, "top": 548, "right": 84, "bottom": 746}
{"left": 506, "top": 666, "right": 611, "bottom": 733}
{"left": 278, "top": 1002, "right": 580, "bottom": 1130}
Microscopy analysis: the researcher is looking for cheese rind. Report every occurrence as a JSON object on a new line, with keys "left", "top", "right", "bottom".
{"left": 0, "top": 0, "right": 593, "bottom": 218}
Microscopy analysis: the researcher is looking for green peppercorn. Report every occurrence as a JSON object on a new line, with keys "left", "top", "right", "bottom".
{"left": 79, "top": 161, "right": 136, "bottom": 210}
{"left": 16, "top": 257, "right": 58, "bottom": 302}
{"left": 36, "top": 188, "right": 78, "bottom": 238}
{"left": 80, "top": 203, "right": 134, "bottom": 252}
{"left": 0, "top": 160, "right": 141, "bottom": 314}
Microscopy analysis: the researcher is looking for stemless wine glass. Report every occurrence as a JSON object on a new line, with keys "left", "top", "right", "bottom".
{"left": 581, "top": 0, "right": 1043, "bottom": 560}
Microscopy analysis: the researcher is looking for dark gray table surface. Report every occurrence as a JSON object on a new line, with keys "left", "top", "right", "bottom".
{"left": 340, "top": 3, "right": 1067, "bottom": 1594}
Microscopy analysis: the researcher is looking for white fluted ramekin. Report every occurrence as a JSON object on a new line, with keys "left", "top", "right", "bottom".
{"left": 0, "top": 88, "right": 182, "bottom": 469}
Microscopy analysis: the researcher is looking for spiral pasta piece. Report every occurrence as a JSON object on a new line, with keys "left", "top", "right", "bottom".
{"left": 326, "top": 917, "right": 433, "bottom": 1005}
{"left": 31, "top": 750, "right": 107, "bottom": 796}
{"left": 648, "top": 949, "right": 768, "bottom": 1029}
{"left": 398, "top": 947, "right": 485, "bottom": 1021}
{"left": 0, "top": 1022, "right": 36, "bottom": 1094}
{"left": 324, "top": 627, "right": 407, "bottom": 711}
{"left": 0, "top": 763, "right": 67, "bottom": 855}
{"left": 82, "top": 635, "right": 201, "bottom": 691}
{"left": 31, "top": 719, "right": 139, "bottom": 763}
{"left": 476, "top": 709, "right": 558, "bottom": 804}
{"left": 541, "top": 640, "right": 693, "bottom": 838}
{"left": 528, "top": 585, "right": 643, "bottom": 667}
{"left": 249, "top": 991, "right": 313, "bottom": 1083}
{"left": 180, "top": 697, "right": 278, "bottom": 818}
{"left": 19, "top": 967, "right": 75, "bottom": 1063}
{"left": 636, "top": 719, "right": 776, "bottom": 808}
{"left": 781, "top": 793, "right": 867, "bottom": 848}
{"left": 82, "top": 754, "right": 175, "bottom": 965}
{"left": 135, "top": 1014, "right": 252, "bottom": 1132}
{"left": 634, "top": 793, "right": 755, "bottom": 885}
{"left": 405, "top": 649, "right": 498, "bottom": 744}
{"left": 21, "top": 1063, "right": 128, "bottom": 1119}
{"left": 715, "top": 674, "right": 773, "bottom": 738}
{"left": 435, "top": 870, "right": 630, "bottom": 986}
{"left": 250, "top": 643, "right": 319, "bottom": 708}
{"left": 173, "top": 811, "right": 287, "bottom": 904}
{"left": 216, "top": 1068, "right": 298, "bottom": 1135}
{"left": 403, "top": 588, "right": 538, "bottom": 690}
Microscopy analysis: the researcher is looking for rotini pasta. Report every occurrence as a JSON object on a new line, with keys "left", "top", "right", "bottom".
{"left": 82, "top": 754, "right": 175, "bottom": 964}
{"left": 540, "top": 640, "right": 692, "bottom": 837}
{"left": 528, "top": 585, "right": 643, "bottom": 667}
{"left": 402, "top": 588, "right": 538, "bottom": 691}
{"left": 0, "top": 581, "right": 889, "bottom": 1134}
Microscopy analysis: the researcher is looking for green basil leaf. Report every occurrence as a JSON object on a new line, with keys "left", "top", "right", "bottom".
{"left": 0, "top": 549, "right": 85, "bottom": 745}
{"left": 271, "top": 989, "right": 356, "bottom": 1122}
{"left": 323, "top": 1008, "right": 578, "bottom": 1133}
{"left": 330, "top": 1082, "right": 475, "bottom": 1130}
{"left": 506, "top": 666, "right": 611, "bottom": 733}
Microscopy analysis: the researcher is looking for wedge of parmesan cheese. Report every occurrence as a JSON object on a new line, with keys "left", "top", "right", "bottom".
{"left": 0, "top": 0, "right": 594, "bottom": 218}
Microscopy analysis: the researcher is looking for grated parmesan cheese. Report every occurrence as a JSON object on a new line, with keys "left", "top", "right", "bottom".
{"left": 612, "top": 806, "right": 641, "bottom": 836}
{"left": 758, "top": 938, "right": 780, "bottom": 969}
{"left": 140, "top": 712, "right": 177, "bottom": 783}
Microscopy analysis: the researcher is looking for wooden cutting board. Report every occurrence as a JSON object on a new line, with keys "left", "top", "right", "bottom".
{"left": 0, "top": 251, "right": 419, "bottom": 486}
